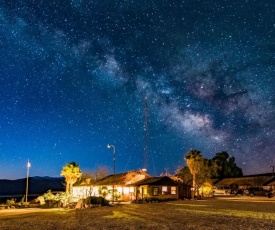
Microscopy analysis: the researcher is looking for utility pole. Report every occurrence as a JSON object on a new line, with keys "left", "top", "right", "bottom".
{"left": 25, "top": 160, "right": 31, "bottom": 202}
{"left": 107, "top": 144, "right": 116, "bottom": 204}
{"left": 270, "top": 166, "right": 275, "bottom": 177}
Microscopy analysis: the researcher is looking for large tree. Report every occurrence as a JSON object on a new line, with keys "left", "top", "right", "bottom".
{"left": 212, "top": 151, "right": 243, "bottom": 179}
{"left": 94, "top": 165, "right": 110, "bottom": 181}
{"left": 60, "top": 162, "right": 82, "bottom": 195}
{"left": 175, "top": 166, "right": 193, "bottom": 186}
{"left": 80, "top": 165, "right": 110, "bottom": 184}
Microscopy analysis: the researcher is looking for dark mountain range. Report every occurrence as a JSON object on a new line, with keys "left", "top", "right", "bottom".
{"left": 0, "top": 176, "right": 65, "bottom": 195}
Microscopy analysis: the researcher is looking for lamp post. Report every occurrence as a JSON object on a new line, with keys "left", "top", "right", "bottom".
{"left": 107, "top": 144, "right": 115, "bottom": 204}
{"left": 270, "top": 166, "right": 275, "bottom": 178}
{"left": 25, "top": 160, "right": 31, "bottom": 203}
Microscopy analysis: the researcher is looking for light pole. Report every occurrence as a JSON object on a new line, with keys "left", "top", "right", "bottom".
{"left": 25, "top": 160, "right": 31, "bottom": 203}
{"left": 270, "top": 166, "right": 275, "bottom": 178}
{"left": 107, "top": 144, "right": 115, "bottom": 204}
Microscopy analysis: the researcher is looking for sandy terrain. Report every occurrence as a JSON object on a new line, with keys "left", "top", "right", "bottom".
{"left": 1, "top": 196, "right": 275, "bottom": 230}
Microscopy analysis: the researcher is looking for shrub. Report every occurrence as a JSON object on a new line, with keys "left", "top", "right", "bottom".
{"left": 6, "top": 198, "right": 16, "bottom": 207}
{"left": 86, "top": 196, "right": 109, "bottom": 206}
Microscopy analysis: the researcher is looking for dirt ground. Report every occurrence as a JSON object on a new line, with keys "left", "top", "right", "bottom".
{"left": 1, "top": 196, "right": 275, "bottom": 230}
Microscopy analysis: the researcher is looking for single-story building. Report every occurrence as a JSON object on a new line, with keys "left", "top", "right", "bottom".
{"left": 263, "top": 177, "right": 275, "bottom": 191}
{"left": 72, "top": 170, "right": 150, "bottom": 201}
{"left": 72, "top": 171, "right": 192, "bottom": 201}
{"left": 133, "top": 176, "right": 180, "bottom": 201}
{"left": 213, "top": 173, "right": 274, "bottom": 192}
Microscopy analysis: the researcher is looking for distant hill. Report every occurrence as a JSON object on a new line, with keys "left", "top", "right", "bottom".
{"left": 0, "top": 176, "right": 65, "bottom": 195}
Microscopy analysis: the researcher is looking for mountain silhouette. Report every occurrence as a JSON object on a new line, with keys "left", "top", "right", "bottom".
{"left": 0, "top": 176, "right": 65, "bottom": 195}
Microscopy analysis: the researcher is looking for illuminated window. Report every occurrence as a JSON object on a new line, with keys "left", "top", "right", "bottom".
{"left": 123, "top": 187, "right": 129, "bottom": 195}
{"left": 162, "top": 186, "right": 167, "bottom": 194}
{"left": 153, "top": 187, "right": 159, "bottom": 196}
{"left": 171, "top": 186, "right": 177, "bottom": 194}
{"left": 143, "top": 188, "right": 147, "bottom": 195}
{"left": 117, "top": 187, "right": 122, "bottom": 193}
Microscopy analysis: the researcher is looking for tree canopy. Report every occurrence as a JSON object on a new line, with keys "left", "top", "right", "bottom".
{"left": 212, "top": 151, "right": 243, "bottom": 179}
{"left": 175, "top": 166, "right": 192, "bottom": 186}
{"left": 178, "top": 149, "right": 243, "bottom": 198}
{"left": 60, "top": 162, "right": 82, "bottom": 195}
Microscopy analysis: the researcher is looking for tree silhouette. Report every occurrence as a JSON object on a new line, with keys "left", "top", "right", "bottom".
{"left": 212, "top": 151, "right": 243, "bottom": 179}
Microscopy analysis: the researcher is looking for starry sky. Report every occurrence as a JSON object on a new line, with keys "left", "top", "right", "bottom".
{"left": 1, "top": 0, "right": 274, "bottom": 179}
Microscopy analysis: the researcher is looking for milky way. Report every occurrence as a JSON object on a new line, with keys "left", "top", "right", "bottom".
{"left": 0, "top": 0, "right": 274, "bottom": 179}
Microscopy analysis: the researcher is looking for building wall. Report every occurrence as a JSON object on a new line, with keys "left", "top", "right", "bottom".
{"left": 73, "top": 186, "right": 96, "bottom": 198}
{"left": 137, "top": 185, "right": 178, "bottom": 200}
{"left": 178, "top": 185, "right": 192, "bottom": 199}
{"left": 72, "top": 185, "right": 136, "bottom": 201}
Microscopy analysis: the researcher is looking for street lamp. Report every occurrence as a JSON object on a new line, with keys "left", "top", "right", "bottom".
{"left": 107, "top": 144, "right": 115, "bottom": 204}
{"left": 25, "top": 160, "right": 31, "bottom": 203}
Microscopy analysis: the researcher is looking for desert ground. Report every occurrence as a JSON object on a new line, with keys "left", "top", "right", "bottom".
{"left": 1, "top": 196, "right": 275, "bottom": 230}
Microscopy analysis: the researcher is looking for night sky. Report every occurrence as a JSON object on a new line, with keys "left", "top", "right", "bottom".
{"left": 1, "top": 0, "right": 274, "bottom": 179}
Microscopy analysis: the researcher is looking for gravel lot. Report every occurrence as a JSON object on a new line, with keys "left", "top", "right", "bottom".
{"left": 1, "top": 196, "right": 275, "bottom": 230}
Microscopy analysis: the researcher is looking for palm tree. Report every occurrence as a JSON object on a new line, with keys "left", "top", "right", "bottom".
{"left": 185, "top": 149, "right": 204, "bottom": 198}
{"left": 60, "top": 162, "right": 82, "bottom": 195}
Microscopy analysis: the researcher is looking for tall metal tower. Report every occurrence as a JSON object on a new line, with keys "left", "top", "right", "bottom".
{"left": 143, "top": 96, "right": 149, "bottom": 170}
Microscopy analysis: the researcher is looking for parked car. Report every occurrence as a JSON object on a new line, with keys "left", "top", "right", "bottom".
{"left": 244, "top": 188, "right": 267, "bottom": 197}
{"left": 234, "top": 189, "right": 244, "bottom": 196}
{"left": 213, "top": 186, "right": 231, "bottom": 195}
{"left": 266, "top": 190, "right": 275, "bottom": 198}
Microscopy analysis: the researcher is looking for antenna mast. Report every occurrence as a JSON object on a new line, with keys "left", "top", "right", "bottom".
{"left": 144, "top": 96, "right": 149, "bottom": 170}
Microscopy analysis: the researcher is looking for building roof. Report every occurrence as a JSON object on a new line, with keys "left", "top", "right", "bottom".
{"left": 215, "top": 175, "right": 273, "bottom": 187}
{"left": 94, "top": 172, "right": 129, "bottom": 186}
{"left": 133, "top": 176, "right": 178, "bottom": 186}
{"left": 263, "top": 177, "right": 275, "bottom": 186}
{"left": 74, "top": 170, "right": 150, "bottom": 187}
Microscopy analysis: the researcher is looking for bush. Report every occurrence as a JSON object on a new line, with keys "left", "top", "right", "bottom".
{"left": 6, "top": 198, "right": 16, "bottom": 207}
{"left": 86, "top": 196, "right": 109, "bottom": 206}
